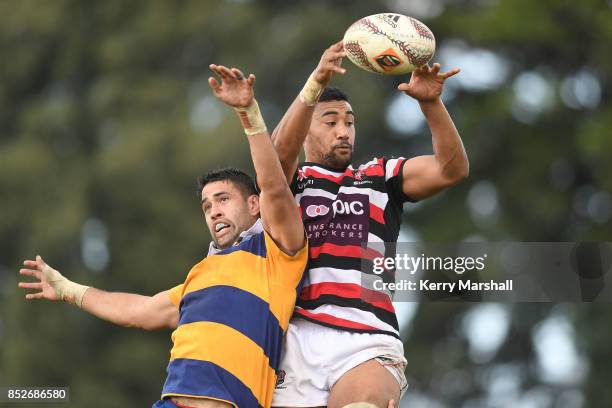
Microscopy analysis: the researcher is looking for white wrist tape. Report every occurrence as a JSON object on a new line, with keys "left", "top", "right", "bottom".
{"left": 299, "top": 73, "right": 324, "bottom": 106}
{"left": 42, "top": 265, "right": 90, "bottom": 308}
{"left": 234, "top": 99, "right": 267, "bottom": 136}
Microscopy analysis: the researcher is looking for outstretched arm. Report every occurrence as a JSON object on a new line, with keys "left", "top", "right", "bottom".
{"left": 271, "top": 41, "right": 347, "bottom": 182}
{"left": 19, "top": 256, "right": 179, "bottom": 330}
{"left": 398, "top": 63, "right": 469, "bottom": 201}
{"left": 208, "top": 65, "right": 305, "bottom": 255}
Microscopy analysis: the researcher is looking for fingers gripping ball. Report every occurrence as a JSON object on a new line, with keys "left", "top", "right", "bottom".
{"left": 343, "top": 13, "right": 435, "bottom": 75}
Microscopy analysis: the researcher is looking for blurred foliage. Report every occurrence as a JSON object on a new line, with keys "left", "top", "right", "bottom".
{"left": 1, "top": 0, "right": 611, "bottom": 407}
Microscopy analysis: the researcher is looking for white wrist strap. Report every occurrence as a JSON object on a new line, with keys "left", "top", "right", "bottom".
{"left": 42, "top": 265, "right": 90, "bottom": 308}
{"left": 299, "top": 73, "right": 324, "bottom": 106}
{"left": 234, "top": 99, "right": 267, "bottom": 136}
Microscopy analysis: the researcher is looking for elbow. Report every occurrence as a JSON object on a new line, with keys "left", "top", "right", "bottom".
{"left": 124, "top": 317, "right": 140, "bottom": 329}
{"left": 441, "top": 162, "right": 469, "bottom": 187}
{"left": 457, "top": 162, "right": 469, "bottom": 181}
{"left": 259, "top": 183, "right": 288, "bottom": 198}
{"left": 131, "top": 319, "right": 159, "bottom": 331}
{"left": 124, "top": 311, "right": 150, "bottom": 330}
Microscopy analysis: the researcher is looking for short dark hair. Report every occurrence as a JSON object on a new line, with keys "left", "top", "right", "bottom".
{"left": 319, "top": 87, "right": 350, "bottom": 103}
{"left": 197, "top": 168, "right": 258, "bottom": 201}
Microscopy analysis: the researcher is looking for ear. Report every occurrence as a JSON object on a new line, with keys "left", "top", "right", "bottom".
{"left": 247, "top": 195, "right": 260, "bottom": 217}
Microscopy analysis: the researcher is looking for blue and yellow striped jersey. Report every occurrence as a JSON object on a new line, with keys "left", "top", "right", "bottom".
{"left": 160, "top": 225, "right": 307, "bottom": 408}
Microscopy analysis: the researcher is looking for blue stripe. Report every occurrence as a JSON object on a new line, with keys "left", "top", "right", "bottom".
{"left": 179, "top": 286, "right": 284, "bottom": 371}
{"left": 160, "top": 358, "right": 262, "bottom": 408}
{"left": 216, "top": 231, "right": 267, "bottom": 258}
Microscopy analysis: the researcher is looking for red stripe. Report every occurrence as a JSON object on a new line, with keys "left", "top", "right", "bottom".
{"left": 363, "top": 166, "right": 384, "bottom": 177}
{"left": 392, "top": 159, "right": 404, "bottom": 177}
{"left": 309, "top": 243, "right": 383, "bottom": 260}
{"left": 303, "top": 167, "right": 348, "bottom": 184}
{"left": 300, "top": 282, "right": 395, "bottom": 313}
{"left": 369, "top": 203, "right": 385, "bottom": 225}
{"left": 294, "top": 309, "right": 380, "bottom": 331}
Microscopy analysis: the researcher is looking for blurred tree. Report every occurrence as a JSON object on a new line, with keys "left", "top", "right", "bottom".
{"left": 1, "top": 0, "right": 610, "bottom": 406}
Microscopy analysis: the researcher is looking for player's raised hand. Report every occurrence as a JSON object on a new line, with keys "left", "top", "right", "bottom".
{"left": 208, "top": 64, "right": 256, "bottom": 108}
{"left": 19, "top": 255, "right": 59, "bottom": 301}
{"left": 313, "top": 41, "right": 347, "bottom": 85}
{"left": 398, "top": 63, "right": 460, "bottom": 102}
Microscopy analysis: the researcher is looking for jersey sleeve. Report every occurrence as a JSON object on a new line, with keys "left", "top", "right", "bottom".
{"left": 263, "top": 230, "right": 308, "bottom": 287}
{"left": 167, "top": 284, "right": 184, "bottom": 307}
{"left": 383, "top": 156, "right": 413, "bottom": 205}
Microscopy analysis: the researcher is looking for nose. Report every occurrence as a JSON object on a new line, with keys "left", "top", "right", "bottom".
{"left": 335, "top": 123, "right": 349, "bottom": 140}
{"left": 209, "top": 202, "right": 223, "bottom": 220}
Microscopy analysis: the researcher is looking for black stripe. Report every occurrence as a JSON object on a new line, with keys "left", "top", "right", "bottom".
{"left": 369, "top": 222, "right": 399, "bottom": 242}
{"left": 293, "top": 313, "right": 401, "bottom": 340}
{"left": 308, "top": 253, "right": 396, "bottom": 281}
{"left": 309, "top": 253, "right": 362, "bottom": 270}
{"left": 297, "top": 294, "right": 399, "bottom": 330}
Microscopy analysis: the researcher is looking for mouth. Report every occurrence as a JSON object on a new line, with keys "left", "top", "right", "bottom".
{"left": 214, "top": 222, "right": 231, "bottom": 235}
{"left": 334, "top": 144, "right": 352, "bottom": 153}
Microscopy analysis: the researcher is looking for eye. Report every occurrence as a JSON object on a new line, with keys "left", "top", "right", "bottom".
{"left": 326, "top": 121, "right": 336, "bottom": 126}
{"left": 221, "top": 196, "right": 229, "bottom": 203}
{"left": 203, "top": 203, "right": 211, "bottom": 213}
{"left": 347, "top": 121, "right": 354, "bottom": 127}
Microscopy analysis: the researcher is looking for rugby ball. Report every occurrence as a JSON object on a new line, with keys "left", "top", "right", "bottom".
{"left": 343, "top": 13, "right": 436, "bottom": 75}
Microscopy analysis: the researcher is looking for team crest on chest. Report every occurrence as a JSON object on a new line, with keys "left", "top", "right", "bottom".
{"left": 352, "top": 168, "right": 373, "bottom": 185}
{"left": 297, "top": 168, "right": 307, "bottom": 182}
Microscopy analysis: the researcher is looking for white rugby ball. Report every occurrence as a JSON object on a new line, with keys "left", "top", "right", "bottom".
{"left": 343, "top": 13, "right": 436, "bottom": 75}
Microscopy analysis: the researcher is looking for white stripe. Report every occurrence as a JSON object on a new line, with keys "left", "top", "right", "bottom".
{"left": 357, "top": 158, "right": 379, "bottom": 169}
{"left": 385, "top": 158, "right": 405, "bottom": 181}
{"left": 297, "top": 304, "right": 399, "bottom": 334}
{"left": 307, "top": 267, "right": 363, "bottom": 285}
{"left": 301, "top": 165, "right": 348, "bottom": 177}
{"left": 337, "top": 186, "right": 388, "bottom": 209}
{"left": 368, "top": 233, "right": 384, "bottom": 243}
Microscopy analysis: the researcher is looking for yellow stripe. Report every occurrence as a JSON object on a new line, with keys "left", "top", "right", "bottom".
{"left": 170, "top": 321, "right": 276, "bottom": 407}
{"left": 184, "top": 252, "right": 269, "bottom": 299}
{"left": 167, "top": 284, "right": 184, "bottom": 306}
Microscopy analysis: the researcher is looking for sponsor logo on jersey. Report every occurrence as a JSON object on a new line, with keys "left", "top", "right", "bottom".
{"left": 306, "top": 204, "right": 330, "bottom": 218}
{"left": 305, "top": 200, "right": 364, "bottom": 218}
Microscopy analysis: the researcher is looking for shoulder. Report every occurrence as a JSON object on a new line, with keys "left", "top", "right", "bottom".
{"left": 215, "top": 232, "right": 267, "bottom": 259}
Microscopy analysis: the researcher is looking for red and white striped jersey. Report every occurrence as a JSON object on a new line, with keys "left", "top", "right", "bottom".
{"left": 290, "top": 157, "right": 410, "bottom": 339}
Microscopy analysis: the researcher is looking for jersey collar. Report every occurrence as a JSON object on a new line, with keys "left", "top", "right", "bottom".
{"left": 207, "top": 218, "right": 263, "bottom": 256}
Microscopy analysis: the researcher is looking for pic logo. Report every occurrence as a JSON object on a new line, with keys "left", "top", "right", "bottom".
{"left": 305, "top": 200, "right": 365, "bottom": 218}
{"left": 333, "top": 200, "right": 364, "bottom": 216}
